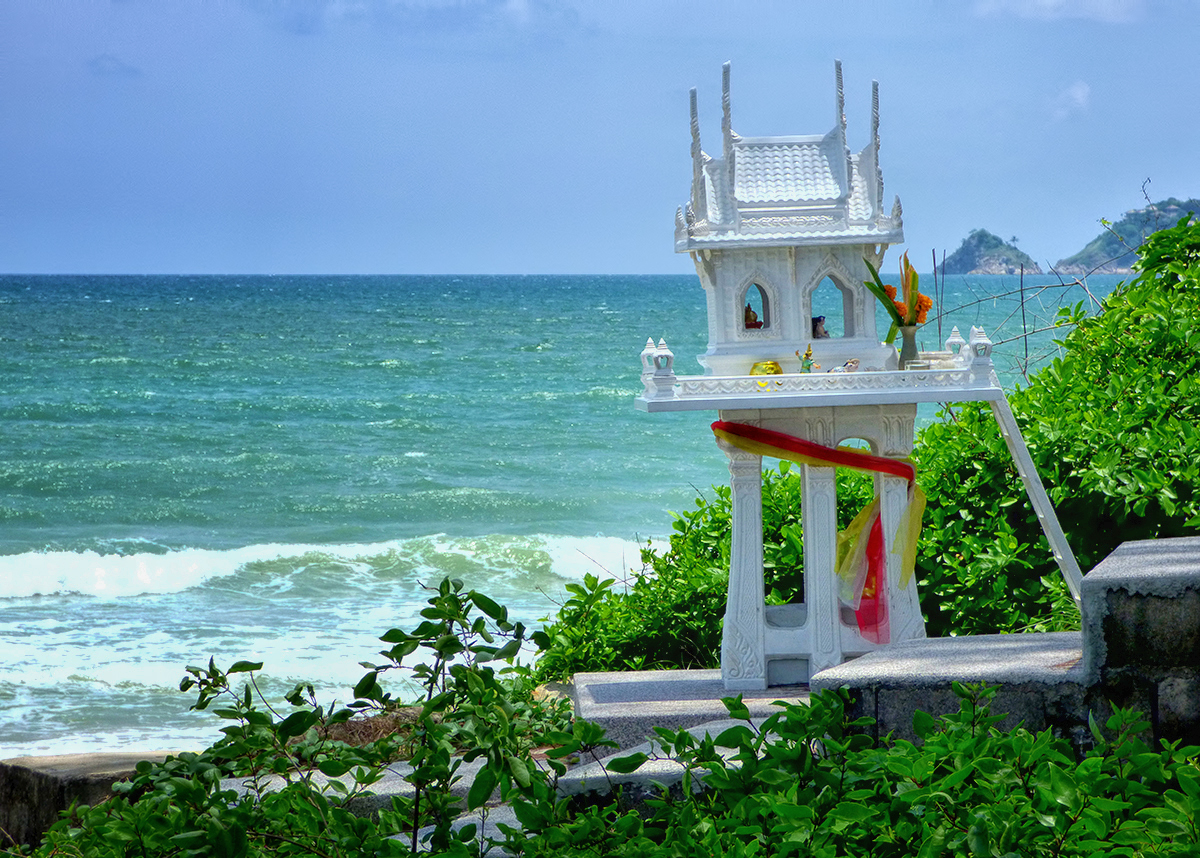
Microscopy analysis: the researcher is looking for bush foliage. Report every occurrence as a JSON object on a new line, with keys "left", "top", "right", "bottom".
{"left": 17, "top": 585, "right": 1200, "bottom": 857}
{"left": 915, "top": 215, "right": 1200, "bottom": 635}
{"left": 532, "top": 466, "right": 872, "bottom": 680}
{"left": 534, "top": 216, "right": 1200, "bottom": 675}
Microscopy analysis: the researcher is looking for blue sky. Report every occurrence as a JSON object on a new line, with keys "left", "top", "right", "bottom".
{"left": 1, "top": 0, "right": 1196, "bottom": 275}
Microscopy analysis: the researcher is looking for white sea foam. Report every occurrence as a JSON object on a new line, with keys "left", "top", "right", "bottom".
{"left": 0, "top": 534, "right": 658, "bottom": 600}
{"left": 540, "top": 534, "right": 659, "bottom": 582}
{"left": 0, "top": 544, "right": 321, "bottom": 600}
{"left": 0, "top": 532, "right": 661, "bottom": 756}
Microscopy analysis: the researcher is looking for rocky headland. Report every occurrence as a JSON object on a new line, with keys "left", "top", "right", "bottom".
{"left": 1053, "top": 198, "right": 1200, "bottom": 275}
{"left": 941, "top": 197, "right": 1199, "bottom": 276}
{"left": 938, "top": 229, "right": 1042, "bottom": 276}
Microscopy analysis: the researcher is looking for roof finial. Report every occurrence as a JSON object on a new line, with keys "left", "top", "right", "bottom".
{"left": 721, "top": 61, "right": 733, "bottom": 169}
{"left": 871, "top": 80, "right": 880, "bottom": 148}
{"left": 690, "top": 87, "right": 704, "bottom": 215}
{"left": 690, "top": 87, "right": 701, "bottom": 152}
{"left": 835, "top": 59, "right": 846, "bottom": 131}
{"left": 872, "top": 80, "right": 883, "bottom": 208}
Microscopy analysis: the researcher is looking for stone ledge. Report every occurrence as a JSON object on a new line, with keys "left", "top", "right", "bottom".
{"left": 1082, "top": 536, "right": 1200, "bottom": 681}
{"left": 810, "top": 632, "right": 1091, "bottom": 744}
{"left": 0, "top": 752, "right": 173, "bottom": 848}
{"left": 572, "top": 668, "right": 808, "bottom": 752}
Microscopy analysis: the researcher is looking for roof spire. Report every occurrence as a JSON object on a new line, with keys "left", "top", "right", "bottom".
{"left": 871, "top": 80, "right": 880, "bottom": 148}
{"left": 690, "top": 87, "right": 704, "bottom": 216}
{"left": 835, "top": 59, "right": 846, "bottom": 132}
{"left": 872, "top": 80, "right": 884, "bottom": 209}
{"left": 721, "top": 61, "right": 733, "bottom": 170}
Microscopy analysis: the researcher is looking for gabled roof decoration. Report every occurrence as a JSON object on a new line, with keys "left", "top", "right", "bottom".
{"left": 677, "top": 61, "right": 904, "bottom": 252}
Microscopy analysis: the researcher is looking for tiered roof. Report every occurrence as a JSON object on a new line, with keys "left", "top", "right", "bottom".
{"left": 676, "top": 62, "right": 904, "bottom": 251}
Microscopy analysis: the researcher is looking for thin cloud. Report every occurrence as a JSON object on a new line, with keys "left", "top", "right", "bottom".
{"left": 1051, "top": 80, "right": 1091, "bottom": 119}
{"left": 973, "top": 0, "right": 1144, "bottom": 22}
{"left": 87, "top": 53, "right": 142, "bottom": 78}
{"left": 241, "top": 0, "right": 553, "bottom": 33}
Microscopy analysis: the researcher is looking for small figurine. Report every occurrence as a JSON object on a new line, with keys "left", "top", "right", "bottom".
{"left": 827, "top": 358, "right": 859, "bottom": 373}
{"left": 812, "top": 316, "right": 830, "bottom": 338}
{"left": 744, "top": 303, "right": 763, "bottom": 329}
{"left": 795, "top": 345, "right": 819, "bottom": 373}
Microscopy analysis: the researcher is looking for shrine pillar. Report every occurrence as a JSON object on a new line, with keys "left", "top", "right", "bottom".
{"left": 719, "top": 440, "right": 767, "bottom": 690}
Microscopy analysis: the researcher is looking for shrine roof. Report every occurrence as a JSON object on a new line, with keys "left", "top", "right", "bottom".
{"left": 733, "top": 136, "right": 843, "bottom": 204}
{"left": 676, "top": 62, "right": 903, "bottom": 253}
{"left": 847, "top": 154, "right": 874, "bottom": 221}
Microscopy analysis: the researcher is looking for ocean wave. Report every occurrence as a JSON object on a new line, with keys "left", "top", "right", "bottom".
{"left": 0, "top": 534, "right": 657, "bottom": 601}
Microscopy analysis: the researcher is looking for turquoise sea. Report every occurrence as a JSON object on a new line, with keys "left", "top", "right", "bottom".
{"left": 0, "top": 272, "right": 1122, "bottom": 756}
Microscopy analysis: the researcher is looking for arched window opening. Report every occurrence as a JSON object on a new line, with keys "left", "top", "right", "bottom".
{"left": 761, "top": 459, "right": 805, "bottom": 637}
{"left": 742, "top": 283, "right": 770, "bottom": 330}
{"left": 809, "top": 276, "right": 855, "bottom": 339}
{"left": 763, "top": 459, "right": 803, "bottom": 610}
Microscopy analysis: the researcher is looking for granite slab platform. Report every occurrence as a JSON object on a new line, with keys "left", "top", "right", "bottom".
{"left": 809, "top": 631, "right": 1090, "bottom": 743}
{"left": 571, "top": 668, "right": 809, "bottom": 751}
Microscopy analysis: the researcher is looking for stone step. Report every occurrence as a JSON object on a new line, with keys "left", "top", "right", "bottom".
{"left": 571, "top": 667, "right": 809, "bottom": 751}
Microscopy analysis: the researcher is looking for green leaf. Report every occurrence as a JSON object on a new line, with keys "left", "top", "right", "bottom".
{"left": 829, "top": 801, "right": 875, "bottom": 822}
{"left": 470, "top": 590, "right": 507, "bottom": 621}
{"left": 753, "top": 767, "right": 793, "bottom": 787}
{"left": 276, "top": 709, "right": 318, "bottom": 740}
{"left": 722, "top": 695, "right": 751, "bottom": 721}
{"left": 507, "top": 755, "right": 532, "bottom": 788}
{"left": 1047, "top": 762, "right": 1080, "bottom": 810}
{"left": 967, "top": 818, "right": 990, "bottom": 857}
{"left": 605, "top": 752, "right": 648, "bottom": 774}
{"left": 713, "top": 725, "right": 754, "bottom": 748}
{"left": 912, "top": 709, "right": 937, "bottom": 738}
{"left": 940, "top": 762, "right": 974, "bottom": 789}
{"left": 227, "top": 660, "right": 263, "bottom": 674}
{"left": 491, "top": 639, "right": 522, "bottom": 662}
{"left": 317, "top": 759, "right": 351, "bottom": 777}
{"left": 862, "top": 257, "right": 905, "bottom": 328}
{"left": 467, "top": 766, "right": 498, "bottom": 809}
{"left": 352, "top": 672, "right": 378, "bottom": 699}
{"left": 511, "top": 798, "right": 548, "bottom": 830}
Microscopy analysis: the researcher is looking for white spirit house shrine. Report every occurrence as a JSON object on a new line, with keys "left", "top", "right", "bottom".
{"left": 637, "top": 62, "right": 1083, "bottom": 691}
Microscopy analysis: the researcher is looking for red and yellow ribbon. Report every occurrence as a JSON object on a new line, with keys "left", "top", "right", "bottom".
{"left": 711, "top": 420, "right": 926, "bottom": 644}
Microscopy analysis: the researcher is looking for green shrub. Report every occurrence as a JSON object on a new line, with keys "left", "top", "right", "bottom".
{"left": 532, "top": 216, "right": 1200, "bottom": 670}
{"left": 915, "top": 215, "right": 1200, "bottom": 636}
{"left": 29, "top": 579, "right": 573, "bottom": 858}
{"left": 529, "top": 683, "right": 1200, "bottom": 857}
{"left": 531, "top": 465, "right": 873, "bottom": 682}
{"left": 20, "top": 585, "right": 1200, "bottom": 858}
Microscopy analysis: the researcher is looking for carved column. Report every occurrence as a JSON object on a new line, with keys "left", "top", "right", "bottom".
{"left": 802, "top": 463, "right": 842, "bottom": 673}
{"left": 718, "top": 439, "right": 766, "bottom": 690}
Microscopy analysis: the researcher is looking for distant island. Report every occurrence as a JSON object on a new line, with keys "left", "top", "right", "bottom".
{"left": 939, "top": 198, "right": 1199, "bottom": 276}
{"left": 938, "top": 229, "right": 1042, "bottom": 276}
{"left": 1053, "top": 198, "right": 1200, "bottom": 275}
